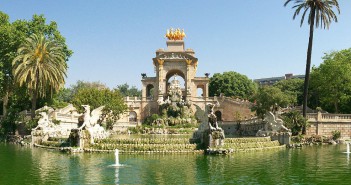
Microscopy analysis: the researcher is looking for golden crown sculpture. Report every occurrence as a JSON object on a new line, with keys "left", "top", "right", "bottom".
{"left": 165, "top": 28, "right": 186, "bottom": 40}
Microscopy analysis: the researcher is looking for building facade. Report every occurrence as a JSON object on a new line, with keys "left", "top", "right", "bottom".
{"left": 254, "top": 73, "right": 304, "bottom": 86}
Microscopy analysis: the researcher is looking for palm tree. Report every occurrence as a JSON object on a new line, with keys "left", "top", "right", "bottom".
{"left": 284, "top": 0, "right": 340, "bottom": 134}
{"left": 12, "top": 33, "right": 67, "bottom": 118}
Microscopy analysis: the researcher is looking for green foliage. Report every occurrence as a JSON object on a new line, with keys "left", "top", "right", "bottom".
{"left": 284, "top": 0, "right": 340, "bottom": 29}
{"left": 0, "top": 12, "right": 72, "bottom": 126}
{"left": 332, "top": 130, "right": 341, "bottom": 140}
{"left": 282, "top": 111, "right": 308, "bottom": 136}
{"left": 143, "top": 114, "right": 160, "bottom": 126}
{"left": 12, "top": 33, "right": 68, "bottom": 118}
{"left": 310, "top": 49, "right": 351, "bottom": 113}
{"left": 128, "top": 126, "right": 143, "bottom": 134}
{"left": 116, "top": 83, "right": 141, "bottom": 97}
{"left": 71, "top": 87, "right": 128, "bottom": 123}
{"left": 285, "top": 0, "right": 340, "bottom": 126}
{"left": 52, "top": 119, "right": 61, "bottom": 125}
{"left": 91, "top": 138, "right": 198, "bottom": 152}
{"left": 274, "top": 78, "right": 304, "bottom": 106}
{"left": 251, "top": 86, "right": 295, "bottom": 118}
{"left": 12, "top": 33, "right": 67, "bottom": 97}
{"left": 70, "top": 80, "right": 107, "bottom": 94}
{"left": 291, "top": 134, "right": 304, "bottom": 143}
{"left": 209, "top": 71, "right": 257, "bottom": 99}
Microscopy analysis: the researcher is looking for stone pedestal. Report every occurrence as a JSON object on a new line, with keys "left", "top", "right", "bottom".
{"left": 31, "top": 130, "right": 48, "bottom": 145}
{"left": 203, "top": 129, "right": 225, "bottom": 148}
{"left": 69, "top": 129, "right": 90, "bottom": 149}
{"left": 270, "top": 132, "right": 291, "bottom": 145}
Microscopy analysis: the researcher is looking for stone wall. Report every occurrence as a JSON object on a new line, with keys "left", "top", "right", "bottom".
{"left": 307, "top": 122, "right": 351, "bottom": 138}
{"left": 214, "top": 96, "right": 253, "bottom": 122}
{"left": 220, "top": 121, "right": 264, "bottom": 137}
{"left": 307, "top": 112, "right": 351, "bottom": 139}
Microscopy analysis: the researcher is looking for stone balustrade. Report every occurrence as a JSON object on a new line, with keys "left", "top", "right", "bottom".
{"left": 306, "top": 112, "right": 351, "bottom": 138}
{"left": 307, "top": 112, "right": 351, "bottom": 122}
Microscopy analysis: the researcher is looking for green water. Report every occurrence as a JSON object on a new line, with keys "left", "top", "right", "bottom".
{"left": 1, "top": 143, "right": 351, "bottom": 185}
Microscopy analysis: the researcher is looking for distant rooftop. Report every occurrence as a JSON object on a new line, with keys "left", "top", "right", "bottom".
{"left": 254, "top": 73, "right": 304, "bottom": 85}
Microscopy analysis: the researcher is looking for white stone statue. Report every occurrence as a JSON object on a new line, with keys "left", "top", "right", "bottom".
{"left": 33, "top": 112, "right": 50, "bottom": 130}
{"left": 256, "top": 111, "right": 290, "bottom": 137}
{"left": 32, "top": 112, "right": 61, "bottom": 137}
{"left": 263, "top": 112, "right": 290, "bottom": 132}
{"left": 78, "top": 105, "right": 109, "bottom": 144}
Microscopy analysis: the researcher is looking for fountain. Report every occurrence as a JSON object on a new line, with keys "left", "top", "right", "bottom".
{"left": 115, "top": 149, "right": 120, "bottom": 166}
{"left": 110, "top": 149, "right": 123, "bottom": 167}
{"left": 109, "top": 149, "right": 124, "bottom": 168}
{"left": 345, "top": 142, "right": 351, "bottom": 154}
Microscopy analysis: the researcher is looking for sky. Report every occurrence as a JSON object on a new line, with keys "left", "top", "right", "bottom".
{"left": 2, "top": 0, "right": 351, "bottom": 89}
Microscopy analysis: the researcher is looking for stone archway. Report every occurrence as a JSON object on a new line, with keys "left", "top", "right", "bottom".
{"left": 129, "top": 111, "right": 137, "bottom": 122}
{"left": 215, "top": 111, "right": 222, "bottom": 121}
{"left": 165, "top": 70, "right": 186, "bottom": 99}
{"left": 146, "top": 84, "right": 154, "bottom": 100}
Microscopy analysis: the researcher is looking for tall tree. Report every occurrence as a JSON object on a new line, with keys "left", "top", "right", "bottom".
{"left": 284, "top": 0, "right": 340, "bottom": 133}
{"left": 116, "top": 83, "right": 141, "bottom": 97}
{"left": 71, "top": 87, "right": 128, "bottom": 124}
{"left": 252, "top": 86, "right": 294, "bottom": 119}
{"left": 0, "top": 12, "right": 72, "bottom": 118}
{"left": 0, "top": 12, "right": 11, "bottom": 117}
{"left": 209, "top": 71, "right": 257, "bottom": 99}
{"left": 12, "top": 33, "right": 67, "bottom": 118}
{"left": 273, "top": 78, "right": 304, "bottom": 106}
{"left": 310, "top": 49, "right": 351, "bottom": 113}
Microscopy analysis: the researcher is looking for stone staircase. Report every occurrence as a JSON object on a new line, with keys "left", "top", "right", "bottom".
{"left": 87, "top": 137, "right": 284, "bottom": 154}
{"left": 87, "top": 138, "right": 201, "bottom": 153}
{"left": 207, "top": 137, "right": 285, "bottom": 154}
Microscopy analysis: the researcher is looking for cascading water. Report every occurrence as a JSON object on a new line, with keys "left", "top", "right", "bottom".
{"left": 346, "top": 143, "right": 350, "bottom": 154}
{"left": 115, "top": 149, "right": 119, "bottom": 166}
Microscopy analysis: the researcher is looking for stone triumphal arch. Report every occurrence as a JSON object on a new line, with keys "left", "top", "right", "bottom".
{"left": 118, "top": 29, "right": 252, "bottom": 126}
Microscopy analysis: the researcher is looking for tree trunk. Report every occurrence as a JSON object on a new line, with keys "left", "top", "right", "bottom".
{"left": 31, "top": 89, "right": 37, "bottom": 119}
{"left": 302, "top": 6, "right": 316, "bottom": 134}
{"left": 2, "top": 91, "right": 9, "bottom": 118}
{"left": 334, "top": 101, "right": 338, "bottom": 113}
{"left": 31, "top": 71, "right": 40, "bottom": 119}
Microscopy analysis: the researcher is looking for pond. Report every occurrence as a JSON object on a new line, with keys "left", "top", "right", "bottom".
{"left": 1, "top": 143, "right": 351, "bottom": 184}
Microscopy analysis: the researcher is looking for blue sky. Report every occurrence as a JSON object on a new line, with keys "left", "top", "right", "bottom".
{"left": 2, "top": 0, "right": 351, "bottom": 89}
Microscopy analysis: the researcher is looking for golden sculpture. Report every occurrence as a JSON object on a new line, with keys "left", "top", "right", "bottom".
{"left": 165, "top": 28, "right": 186, "bottom": 40}
{"left": 157, "top": 59, "right": 165, "bottom": 65}
{"left": 185, "top": 59, "right": 192, "bottom": 65}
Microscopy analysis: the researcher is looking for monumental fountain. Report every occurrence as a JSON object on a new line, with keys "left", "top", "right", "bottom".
{"left": 155, "top": 75, "right": 197, "bottom": 127}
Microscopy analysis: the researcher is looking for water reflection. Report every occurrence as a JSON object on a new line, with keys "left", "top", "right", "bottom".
{"left": 2, "top": 144, "right": 351, "bottom": 184}
{"left": 115, "top": 167, "right": 119, "bottom": 185}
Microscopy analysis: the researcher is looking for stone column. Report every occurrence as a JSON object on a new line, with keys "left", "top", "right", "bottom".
{"left": 205, "top": 82, "right": 209, "bottom": 100}
{"left": 185, "top": 59, "right": 193, "bottom": 101}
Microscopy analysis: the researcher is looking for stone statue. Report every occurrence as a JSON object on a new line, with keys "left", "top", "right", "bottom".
{"left": 256, "top": 111, "right": 290, "bottom": 137}
{"left": 165, "top": 28, "right": 186, "bottom": 40}
{"left": 78, "top": 105, "right": 103, "bottom": 130}
{"left": 207, "top": 103, "right": 221, "bottom": 131}
{"left": 78, "top": 105, "right": 109, "bottom": 144}
{"left": 32, "top": 112, "right": 62, "bottom": 138}
{"left": 33, "top": 112, "right": 50, "bottom": 130}
{"left": 263, "top": 112, "right": 290, "bottom": 132}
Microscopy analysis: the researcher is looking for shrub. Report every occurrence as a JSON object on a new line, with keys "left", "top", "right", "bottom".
{"left": 332, "top": 130, "right": 341, "bottom": 140}
{"left": 282, "top": 111, "right": 308, "bottom": 136}
{"left": 291, "top": 134, "right": 304, "bottom": 143}
{"left": 143, "top": 114, "right": 160, "bottom": 126}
